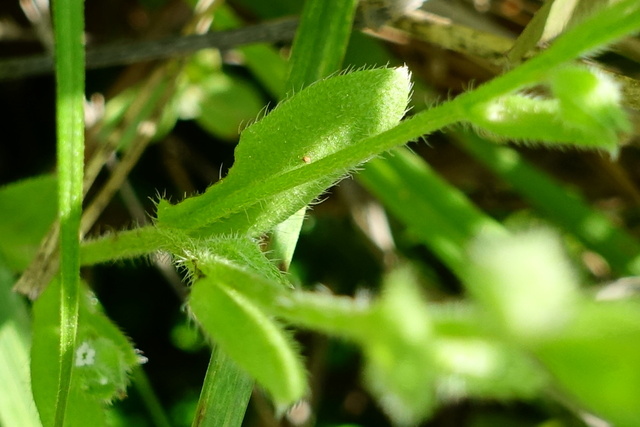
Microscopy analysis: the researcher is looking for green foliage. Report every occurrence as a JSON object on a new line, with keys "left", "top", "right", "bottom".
{"left": 6, "top": 0, "right": 640, "bottom": 426}
{"left": 190, "top": 272, "right": 306, "bottom": 410}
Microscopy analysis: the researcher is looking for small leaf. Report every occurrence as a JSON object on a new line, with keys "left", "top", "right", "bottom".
{"left": 189, "top": 276, "right": 307, "bottom": 409}
{"left": 73, "top": 290, "right": 142, "bottom": 403}
{"left": 550, "top": 65, "right": 631, "bottom": 150}
{"left": 466, "top": 64, "right": 630, "bottom": 152}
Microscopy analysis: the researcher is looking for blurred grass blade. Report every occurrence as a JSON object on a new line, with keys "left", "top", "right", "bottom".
{"left": 0, "top": 267, "right": 41, "bottom": 427}
{"left": 191, "top": 346, "right": 253, "bottom": 427}
{"left": 286, "top": 0, "right": 358, "bottom": 90}
{"left": 455, "top": 131, "right": 640, "bottom": 276}
{"left": 358, "top": 147, "right": 507, "bottom": 279}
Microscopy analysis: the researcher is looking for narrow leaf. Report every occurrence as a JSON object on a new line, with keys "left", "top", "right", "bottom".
{"left": 191, "top": 346, "right": 253, "bottom": 427}
{"left": 456, "top": 131, "right": 640, "bottom": 276}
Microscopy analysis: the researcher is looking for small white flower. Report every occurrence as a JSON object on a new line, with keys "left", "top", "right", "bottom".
{"left": 75, "top": 341, "right": 96, "bottom": 367}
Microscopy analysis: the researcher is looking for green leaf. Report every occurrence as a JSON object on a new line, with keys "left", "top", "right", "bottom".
{"left": 31, "top": 279, "right": 141, "bottom": 426}
{"left": 183, "top": 236, "right": 305, "bottom": 409}
{"left": 0, "top": 175, "right": 57, "bottom": 272}
{"left": 550, "top": 65, "right": 631, "bottom": 150}
{"left": 156, "top": 66, "right": 411, "bottom": 237}
{"left": 73, "top": 290, "right": 142, "bottom": 403}
{"left": 189, "top": 276, "right": 306, "bottom": 409}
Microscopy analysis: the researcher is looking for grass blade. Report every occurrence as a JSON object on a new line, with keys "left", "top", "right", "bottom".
{"left": 191, "top": 346, "right": 253, "bottom": 427}
{"left": 51, "top": 0, "right": 85, "bottom": 424}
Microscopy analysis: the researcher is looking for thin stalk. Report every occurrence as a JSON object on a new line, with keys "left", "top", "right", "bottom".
{"left": 52, "top": 0, "right": 84, "bottom": 424}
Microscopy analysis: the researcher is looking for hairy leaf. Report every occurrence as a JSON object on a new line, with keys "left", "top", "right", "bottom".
{"left": 156, "top": 67, "right": 411, "bottom": 237}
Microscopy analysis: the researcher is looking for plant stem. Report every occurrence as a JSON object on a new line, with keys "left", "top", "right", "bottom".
{"left": 80, "top": 225, "right": 167, "bottom": 266}
{"left": 52, "top": 0, "right": 84, "bottom": 424}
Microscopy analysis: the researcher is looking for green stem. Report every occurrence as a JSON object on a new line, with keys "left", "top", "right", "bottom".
{"left": 52, "top": 0, "right": 85, "bottom": 424}
{"left": 80, "top": 225, "right": 166, "bottom": 266}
